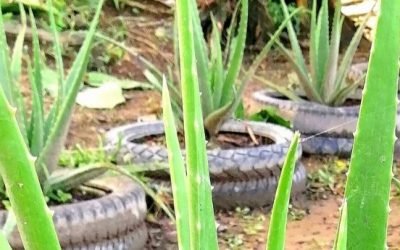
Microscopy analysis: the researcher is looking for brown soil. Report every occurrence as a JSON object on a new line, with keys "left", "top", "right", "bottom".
{"left": 135, "top": 131, "right": 274, "bottom": 150}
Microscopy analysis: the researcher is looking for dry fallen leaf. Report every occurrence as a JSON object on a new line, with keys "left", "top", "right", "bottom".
{"left": 76, "top": 82, "right": 125, "bottom": 109}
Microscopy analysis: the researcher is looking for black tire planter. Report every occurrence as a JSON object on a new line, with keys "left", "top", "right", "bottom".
{"left": 252, "top": 89, "right": 400, "bottom": 158}
{"left": 104, "top": 119, "right": 307, "bottom": 210}
{"left": 0, "top": 176, "right": 148, "bottom": 250}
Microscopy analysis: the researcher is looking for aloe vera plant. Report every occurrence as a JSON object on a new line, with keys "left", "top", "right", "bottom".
{"left": 0, "top": 0, "right": 104, "bottom": 248}
{"left": 164, "top": 0, "right": 400, "bottom": 249}
{"left": 342, "top": 0, "right": 400, "bottom": 247}
{"left": 1, "top": 0, "right": 104, "bottom": 192}
{"left": 277, "top": 0, "right": 368, "bottom": 106}
{"left": 146, "top": 0, "right": 302, "bottom": 137}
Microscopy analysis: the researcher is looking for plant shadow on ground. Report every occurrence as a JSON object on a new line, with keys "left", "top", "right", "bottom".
{"left": 14, "top": 2, "right": 399, "bottom": 249}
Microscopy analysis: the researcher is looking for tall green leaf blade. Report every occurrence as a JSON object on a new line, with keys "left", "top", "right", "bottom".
{"left": 0, "top": 76, "right": 61, "bottom": 250}
{"left": 48, "top": 0, "right": 65, "bottom": 117}
{"left": 29, "top": 9, "right": 44, "bottom": 112}
{"left": 10, "top": 3, "right": 28, "bottom": 143}
{"left": 279, "top": 0, "right": 308, "bottom": 80}
{"left": 162, "top": 79, "right": 190, "bottom": 250}
{"left": 344, "top": 1, "right": 400, "bottom": 248}
{"left": 333, "top": 11, "right": 370, "bottom": 96}
{"left": 44, "top": 165, "right": 108, "bottom": 193}
{"left": 333, "top": 201, "right": 347, "bottom": 250}
{"left": 0, "top": 4, "right": 13, "bottom": 103}
{"left": 210, "top": 15, "right": 225, "bottom": 109}
{"left": 27, "top": 62, "right": 44, "bottom": 157}
{"left": 314, "top": 0, "right": 330, "bottom": 92}
{"left": 189, "top": 0, "right": 213, "bottom": 116}
{"left": 266, "top": 132, "right": 299, "bottom": 250}
{"left": 36, "top": 0, "right": 105, "bottom": 176}
{"left": 28, "top": 10, "right": 45, "bottom": 157}
{"left": 275, "top": 40, "right": 322, "bottom": 103}
{"left": 175, "top": 0, "right": 218, "bottom": 248}
{"left": 309, "top": 0, "right": 318, "bottom": 92}
{"left": 223, "top": 1, "right": 240, "bottom": 65}
{"left": 220, "top": 0, "right": 248, "bottom": 106}
{"left": 322, "top": 1, "right": 343, "bottom": 102}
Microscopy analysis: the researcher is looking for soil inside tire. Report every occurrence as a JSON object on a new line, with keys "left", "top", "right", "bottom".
{"left": 0, "top": 184, "right": 109, "bottom": 210}
{"left": 133, "top": 131, "right": 275, "bottom": 150}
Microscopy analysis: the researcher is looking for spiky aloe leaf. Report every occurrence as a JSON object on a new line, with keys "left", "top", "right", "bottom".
{"left": 29, "top": 9, "right": 44, "bottom": 110}
{"left": 48, "top": 0, "right": 65, "bottom": 114}
{"left": 330, "top": 83, "right": 359, "bottom": 107}
{"left": 175, "top": 0, "right": 218, "bottom": 248}
{"left": 43, "top": 165, "right": 108, "bottom": 193}
{"left": 27, "top": 61, "right": 44, "bottom": 157}
{"left": 223, "top": 1, "right": 240, "bottom": 65}
{"left": 344, "top": 1, "right": 400, "bottom": 248}
{"left": 280, "top": 0, "right": 308, "bottom": 80}
{"left": 266, "top": 132, "right": 299, "bottom": 250}
{"left": 189, "top": 0, "right": 212, "bottom": 116}
{"left": 322, "top": 0, "right": 343, "bottom": 102}
{"left": 0, "top": 4, "right": 13, "bottom": 102}
{"left": 210, "top": 15, "right": 225, "bottom": 110}
{"left": 333, "top": 201, "right": 347, "bottom": 250}
{"left": 10, "top": 3, "right": 28, "bottom": 144}
{"left": 220, "top": 0, "right": 248, "bottom": 106}
{"left": 313, "top": 0, "right": 330, "bottom": 92}
{"left": 36, "top": 0, "right": 104, "bottom": 177}
{"left": 162, "top": 79, "right": 190, "bottom": 250}
{"left": 308, "top": 0, "right": 317, "bottom": 91}
{"left": 275, "top": 40, "right": 322, "bottom": 103}
{"left": 0, "top": 75, "right": 61, "bottom": 250}
{"left": 27, "top": 10, "right": 45, "bottom": 158}
{"left": 332, "top": 11, "right": 371, "bottom": 101}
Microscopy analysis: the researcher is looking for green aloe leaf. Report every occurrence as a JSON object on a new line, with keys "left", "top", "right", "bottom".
{"left": 275, "top": 40, "right": 322, "bottom": 103}
{"left": 175, "top": 0, "right": 218, "bottom": 248}
{"left": 314, "top": 0, "right": 329, "bottom": 91}
{"left": 266, "top": 132, "right": 300, "bottom": 250}
{"left": 210, "top": 15, "right": 225, "bottom": 110}
{"left": 190, "top": 0, "right": 212, "bottom": 116}
{"left": 162, "top": 79, "right": 190, "bottom": 250}
{"left": 279, "top": 0, "right": 308, "bottom": 81}
{"left": 0, "top": 4, "right": 13, "bottom": 102}
{"left": 10, "top": 3, "right": 28, "bottom": 143}
{"left": 322, "top": 0, "right": 343, "bottom": 102}
{"left": 28, "top": 10, "right": 45, "bottom": 158}
{"left": 344, "top": 1, "right": 400, "bottom": 248}
{"left": 48, "top": 0, "right": 65, "bottom": 114}
{"left": 44, "top": 165, "right": 108, "bottom": 193}
{"left": 220, "top": 0, "right": 248, "bottom": 106}
{"left": 333, "top": 201, "right": 347, "bottom": 250}
{"left": 36, "top": 0, "right": 105, "bottom": 176}
{"left": 223, "top": 1, "right": 240, "bottom": 64}
{"left": 0, "top": 64, "right": 61, "bottom": 250}
{"left": 27, "top": 61, "right": 44, "bottom": 158}
{"left": 333, "top": 11, "right": 370, "bottom": 98}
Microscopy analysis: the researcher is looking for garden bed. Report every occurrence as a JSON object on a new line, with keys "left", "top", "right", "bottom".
{"left": 15, "top": 2, "right": 397, "bottom": 248}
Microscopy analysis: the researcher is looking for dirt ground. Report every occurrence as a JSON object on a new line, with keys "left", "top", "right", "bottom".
{"left": 55, "top": 4, "right": 399, "bottom": 250}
